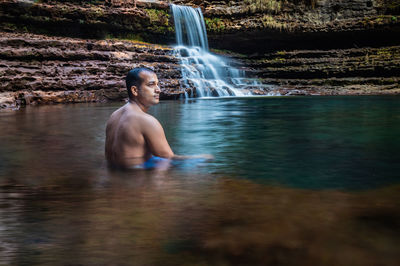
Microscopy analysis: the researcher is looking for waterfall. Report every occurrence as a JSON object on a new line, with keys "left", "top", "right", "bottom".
{"left": 171, "top": 4, "right": 277, "bottom": 98}
{"left": 171, "top": 4, "right": 209, "bottom": 51}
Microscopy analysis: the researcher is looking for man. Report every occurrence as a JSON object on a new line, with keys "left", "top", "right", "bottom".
{"left": 105, "top": 67, "right": 210, "bottom": 169}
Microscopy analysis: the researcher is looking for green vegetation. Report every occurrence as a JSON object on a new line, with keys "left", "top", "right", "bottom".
{"left": 1, "top": 23, "right": 18, "bottom": 31}
{"left": 362, "top": 15, "right": 400, "bottom": 26}
{"left": 243, "top": 0, "right": 281, "bottom": 13}
{"left": 144, "top": 8, "right": 173, "bottom": 34}
{"left": 242, "top": 0, "right": 319, "bottom": 13}
{"left": 204, "top": 17, "right": 225, "bottom": 32}
{"left": 210, "top": 48, "right": 246, "bottom": 57}
{"left": 145, "top": 8, "right": 174, "bottom": 34}
{"left": 261, "top": 15, "right": 289, "bottom": 31}
{"left": 145, "top": 9, "right": 169, "bottom": 26}
{"left": 387, "top": 0, "right": 400, "bottom": 11}
{"left": 105, "top": 33, "right": 145, "bottom": 43}
{"left": 363, "top": 47, "right": 400, "bottom": 65}
{"left": 271, "top": 57, "right": 286, "bottom": 63}
{"left": 288, "top": 0, "right": 319, "bottom": 8}
{"left": 90, "top": 6, "right": 104, "bottom": 17}
{"left": 376, "top": 47, "right": 400, "bottom": 58}
{"left": 376, "top": 0, "right": 400, "bottom": 14}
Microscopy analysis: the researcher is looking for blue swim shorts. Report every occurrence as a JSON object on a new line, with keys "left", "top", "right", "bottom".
{"left": 135, "top": 156, "right": 170, "bottom": 169}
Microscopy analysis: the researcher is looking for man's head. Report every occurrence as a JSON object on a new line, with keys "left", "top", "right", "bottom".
{"left": 126, "top": 67, "right": 160, "bottom": 107}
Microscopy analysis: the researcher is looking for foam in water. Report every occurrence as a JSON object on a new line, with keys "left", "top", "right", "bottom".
{"left": 171, "top": 4, "right": 278, "bottom": 98}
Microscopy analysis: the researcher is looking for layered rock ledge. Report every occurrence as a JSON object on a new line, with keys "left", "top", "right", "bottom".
{"left": 235, "top": 46, "right": 400, "bottom": 95}
{"left": 177, "top": 0, "right": 400, "bottom": 53}
{"left": 3, "top": 0, "right": 399, "bottom": 53}
{"left": 0, "top": 0, "right": 173, "bottom": 43}
{"left": 1, "top": 0, "right": 400, "bottom": 109}
{"left": 0, "top": 32, "right": 182, "bottom": 109}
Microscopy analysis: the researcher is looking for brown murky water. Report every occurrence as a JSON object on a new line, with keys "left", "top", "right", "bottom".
{"left": 1, "top": 98, "right": 399, "bottom": 265}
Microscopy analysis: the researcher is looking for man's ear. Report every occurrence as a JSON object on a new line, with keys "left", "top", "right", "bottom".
{"left": 130, "top": 85, "right": 138, "bottom": 97}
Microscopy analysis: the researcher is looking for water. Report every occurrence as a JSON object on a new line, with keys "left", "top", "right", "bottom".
{"left": 171, "top": 4, "right": 277, "bottom": 97}
{"left": 1, "top": 96, "right": 400, "bottom": 265}
{"left": 171, "top": 4, "right": 209, "bottom": 51}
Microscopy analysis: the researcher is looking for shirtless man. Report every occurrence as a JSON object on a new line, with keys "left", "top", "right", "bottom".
{"left": 105, "top": 67, "right": 210, "bottom": 169}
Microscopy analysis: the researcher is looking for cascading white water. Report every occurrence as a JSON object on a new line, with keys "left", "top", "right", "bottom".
{"left": 171, "top": 4, "right": 277, "bottom": 98}
{"left": 172, "top": 4, "right": 209, "bottom": 51}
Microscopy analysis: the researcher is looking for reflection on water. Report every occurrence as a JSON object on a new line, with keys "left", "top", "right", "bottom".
{"left": 154, "top": 96, "right": 400, "bottom": 189}
{"left": 0, "top": 97, "right": 399, "bottom": 265}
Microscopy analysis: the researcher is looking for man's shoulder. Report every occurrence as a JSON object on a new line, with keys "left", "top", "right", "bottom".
{"left": 108, "top": 104, "right": 127, "bottom": 121}
{"left": 138, "top": 112, "right": 161, "bottom": 129}
{"left": 108, "top": 103, "right": 161, "bottom": 131}
{"left": 122, "top": 108, "right": 156, "bottom": 122}
{"left": 120, "top": 108, "right": 160, "bottom": 129}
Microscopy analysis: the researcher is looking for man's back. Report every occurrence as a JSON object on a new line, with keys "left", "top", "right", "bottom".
{"left": 106, "top": 103, "right": 150, "bottom": 168}
{"left": 105, "top": 101, "right": 175, "bottom": 169}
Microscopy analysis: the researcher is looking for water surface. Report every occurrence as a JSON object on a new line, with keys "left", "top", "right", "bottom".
{"left": 156, "top": 96, "right": 400, "bottom": 189}
{"left": 0, "top": 96, "right": 399, "bottom": 265}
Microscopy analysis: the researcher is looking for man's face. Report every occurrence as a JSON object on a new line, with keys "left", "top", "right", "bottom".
{"left": 135, "top": 71, "right": 160, "bottom": 107}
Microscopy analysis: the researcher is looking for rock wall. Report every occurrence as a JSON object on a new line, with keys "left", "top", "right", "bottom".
{"left": 3, "top": 0, "right": 397, "bottom": 53}
{"left": 188, "top": 0, "right": 400, "bottom": 53}
{"left": 0, "top": 0, "right": 173, "bottom": 43}
{"left": 0, "top": 32, "right": 182, "bottom": 109}
{"left": 235, "top": 46, "right": 400, "bottom": 95}
{"left": 178, "top": 0, "right": 400, "bottom": 95}
{"left": 1, "top": 0, "right": 400, "bottom": 109}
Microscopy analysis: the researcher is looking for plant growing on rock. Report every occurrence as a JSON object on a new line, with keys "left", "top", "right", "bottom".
{"left": 204, "top": 17, "right": 225, "bottom": 32}
{"left": 261, "top": 15, "right": 289, "bottom": 31}
{"left": 243, "top": 0, "right": 281, "bottom": 13}
{"left": 288, "top": 0, "right": 319, "bottom": 9}
{"left": 242, "top": 0, "right": 320, "bottom": 14}
{"left": 375, "top": 0, "right": 400, "bottom": 14}
{"left": 146, "top": 8, "right": 170, "bottom": 26}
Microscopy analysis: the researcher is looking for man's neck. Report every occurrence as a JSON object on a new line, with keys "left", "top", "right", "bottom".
{"left": 128, "top": 99, "right": 149, "bottom": 113}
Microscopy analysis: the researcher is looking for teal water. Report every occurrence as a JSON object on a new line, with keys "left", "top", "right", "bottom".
{"left": 0, "top": 96, "right": 399, "bottom": 189}
{"left": 153, "top": 96, "right": 400, "bottom": 190}
{"left": 0, "top": 96, "right": 399, "bottom": 265}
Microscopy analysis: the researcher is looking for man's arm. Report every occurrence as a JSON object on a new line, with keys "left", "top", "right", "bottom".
{"left": 142, "top": 116, "right": 174, "bottom": 158}
{"left": 142, "top": 115, "right": 214, "bottom": 160}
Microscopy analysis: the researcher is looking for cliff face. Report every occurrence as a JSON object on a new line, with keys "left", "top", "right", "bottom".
{"left": 239, "top": 46, "right": 400, "bottom": 95}
{"left": 174, "top": 0, "right": 400, "bottom": 53}
{"left": 0, "top": 32, "right": 182, "bottom": 109}
{"left": 175, "top": 0, "right": 400, "bottom": 95}
{"left": 0, "top": 0, "right": 399, "bottom": 108}
{"left": 4, "top": 0, "right": 398, "bottom": 52}
{"left": 0, "top": 0, "right": 173, "bottom": 43}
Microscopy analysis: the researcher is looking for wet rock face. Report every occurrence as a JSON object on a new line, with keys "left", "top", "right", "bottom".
{"left": 0, "top": 0, "right": 173, "bottom": 43}
{"left": 224, "top": 46, "right": 400, "bottom": 95}
{"left": 0, "top": 32, "right": 183, "bottom": 109}
{"left": 178, "top": 0, "right": 399, "bottom": 96}
{"left": 170, "top": 0, "right": 400, "bottom": 53}
{"left": 1, "top": 0, "right": 399, "bottom": 108}
{"left": 318, "top": 0, "right": 376, "bottom": 21}
{"left": 2, "top": 0, "right": 398, "bottom": 54}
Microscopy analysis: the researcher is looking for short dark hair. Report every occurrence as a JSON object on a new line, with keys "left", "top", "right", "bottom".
{"left": 126, "top": 67, "right": 155, "bottom": 99}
